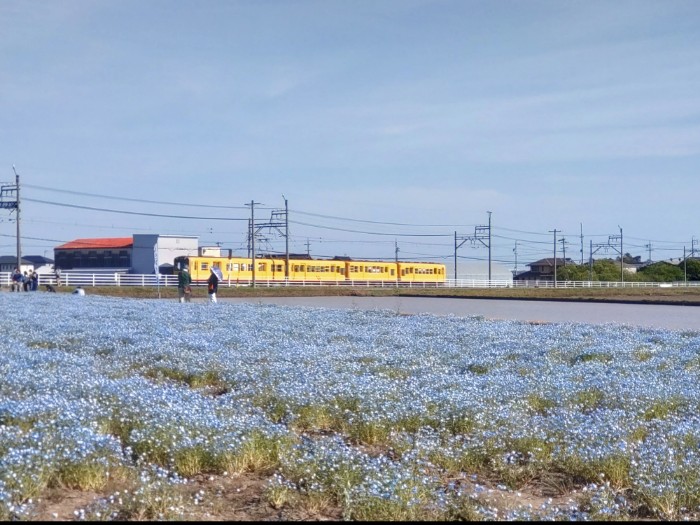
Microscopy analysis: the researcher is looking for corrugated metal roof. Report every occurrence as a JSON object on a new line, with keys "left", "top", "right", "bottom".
{"left": 55, "top": 237, "right": 133, "bottom": 250}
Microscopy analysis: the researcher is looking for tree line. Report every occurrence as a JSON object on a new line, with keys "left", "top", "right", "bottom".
{"left": 556, "top": 258, "right": 700, "bottom": 282}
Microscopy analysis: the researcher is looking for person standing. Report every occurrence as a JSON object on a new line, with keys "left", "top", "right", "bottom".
{"left": 207, "top": 268, "right": 219, "bottom": 303}
{"left": 11, "top": 268, "right": 21, "bottom": 292}
{"left": 178, "top": 266, "right": 192, "bottom": 303}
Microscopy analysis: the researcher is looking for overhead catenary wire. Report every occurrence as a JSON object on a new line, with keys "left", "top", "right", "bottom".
{"left": 24, "top": 198, "right": 249, "bottom": 221}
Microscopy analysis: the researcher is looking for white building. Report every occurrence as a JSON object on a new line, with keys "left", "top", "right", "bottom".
{"left": 131, "top": 234, "right": 199, "bottom": 274}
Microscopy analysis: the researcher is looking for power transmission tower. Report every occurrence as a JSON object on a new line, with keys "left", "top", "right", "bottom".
{"left": 1, "top": 167, "right": 20, "bottom": 270}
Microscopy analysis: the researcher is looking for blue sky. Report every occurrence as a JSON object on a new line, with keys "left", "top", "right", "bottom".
{"left": 1, "top": 0, "right": 699, "bottom": 272}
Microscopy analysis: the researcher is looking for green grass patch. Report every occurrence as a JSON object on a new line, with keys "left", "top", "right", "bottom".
{"left": 643, "top": 396, "right": 685, "bottom": 421}
{"left": 465, "top": 363, "right": 490, "bottom": 375}
{"left": 571, "top": 387, "right": 606, "bottom": 413}
{"left": 572, "top": 352, "right": 613, "bottom": 365}
{"left": 526, "top": 393, "right": 557, "bottom": 415}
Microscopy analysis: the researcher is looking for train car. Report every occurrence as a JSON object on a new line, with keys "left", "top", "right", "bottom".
{"left": 346, "top": 261, "right": 398, "bottom": 282}
{"left": 174, "top": 255, "right": 447, "bottom": 284}
{"left": 397, "top": 261, "right": 446, "bottom": 283}
{"left": 288, "top": 258, "right": 346, "bottom": 282}
{"left": 175, "top": 255, "right": 274, "bottom": 283}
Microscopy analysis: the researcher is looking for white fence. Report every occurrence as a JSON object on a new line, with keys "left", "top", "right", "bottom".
{"left": 3, "top": 272, "right": 700, "bottom": 290}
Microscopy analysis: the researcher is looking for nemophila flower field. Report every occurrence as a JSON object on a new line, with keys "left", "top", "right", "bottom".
{"left": 2, "top": 293, "right": 700, "bottom": 520}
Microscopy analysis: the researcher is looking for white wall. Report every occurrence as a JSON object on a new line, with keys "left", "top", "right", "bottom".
{"left": 132, "top": 234, "right": 199, "bottom": 274}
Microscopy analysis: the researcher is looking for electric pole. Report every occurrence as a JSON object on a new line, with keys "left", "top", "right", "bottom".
{"left": 1, "top": 167, "right": 20, "bottom": 272}
{"left": 549, "top": 229, "right": 560, "bottom": 287}
{"left": 245, "top": 200, "right": 260, "bottom": 287}
{"left": 559, "top": 237, "right": 567, "bottom": 267}
{"left": 487, "top": 211, "right": 492, "bottom": 282}
{"left": 14, "top": 166, "right": 20, "bottom": 272}
{"left": 284, "top": 196, "right": 289, "bottom": 279}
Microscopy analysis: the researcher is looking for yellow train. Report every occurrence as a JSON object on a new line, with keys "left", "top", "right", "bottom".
{"left": 174, "top": 255, "right": 446, "bottom": 284}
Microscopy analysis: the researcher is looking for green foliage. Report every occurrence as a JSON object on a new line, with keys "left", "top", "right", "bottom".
{"left": 465, "top": 363, "right": 489, "bottom": 375}
{"left": 571, "top": 387, "right": 606, "bottom": 413}
{"left": 572, "top": 352, "right": 613, "bottom": 365}
{"left": 684, "top": 258, "right": 700, "bottom": 281}
{"left": 638, "top": 261, "right": 684, "bottom": 282}
{"left": 526, "top": 393, "right": 557, "bottom": 415}
{"left": 643, "top": 396, "right": 685, "bottom": 421}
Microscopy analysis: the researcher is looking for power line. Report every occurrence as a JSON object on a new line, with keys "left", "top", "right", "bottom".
{"left": 25, "top": 183, "right": 254, "bottom": 210}
{"left": 292, "top": 209, "right": 474, "bottom": 228}
{"left": 25, "top": 198, "right": 249, "bottom": 221}
{"left": 289, "top": 219, "right": 452, "bottom": 237}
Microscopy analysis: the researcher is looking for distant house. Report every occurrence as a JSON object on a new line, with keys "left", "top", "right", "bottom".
{"left": 54, "top": 237, "right": 133, "bottom": 270}
{"left": 513, "top": 258, "right": 575, "bottom": 282}
{"left": 55, "top": 234, "right": 200, "bottom": 274}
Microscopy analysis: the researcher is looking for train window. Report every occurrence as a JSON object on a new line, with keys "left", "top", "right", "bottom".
{"left": 340, "top": 268, "right": 345, "bottom": 275}
{"left": 391, "top": 269, "right": 395, "bottom": 276}
{"left": 201, "top": 262, "right": 209, "bottom": 270}
{"left": 258, "top": 263, "right": 266, "bottom": 271}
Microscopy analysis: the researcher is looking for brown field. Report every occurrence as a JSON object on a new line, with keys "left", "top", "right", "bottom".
{"left": 28, "top": 284, "right": 700, "bottom": 305}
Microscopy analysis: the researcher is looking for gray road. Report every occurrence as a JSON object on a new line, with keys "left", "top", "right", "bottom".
{"left": 217, "top": 296, "right": 700, "bottom": 331}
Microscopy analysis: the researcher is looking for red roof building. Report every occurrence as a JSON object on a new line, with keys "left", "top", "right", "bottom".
{"left": 55, "top": 237, "right": 133, "bottom": 250}
{"left": 54, "top": 237, "right": 134, "bottom": 270}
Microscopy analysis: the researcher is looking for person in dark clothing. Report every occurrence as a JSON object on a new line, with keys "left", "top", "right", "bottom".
{"left": 207, "top": 268, "right": 219, "bottom": 303}
{"left": 45, "top": 284, "right": 56, "bottom": 292}
{"left": 178, "top": 267, "right": 192, "bottom": 303}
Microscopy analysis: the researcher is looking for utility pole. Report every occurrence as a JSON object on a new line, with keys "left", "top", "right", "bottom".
{"left": 619, "top": 226, "right": 623, "bottom": 283}
{"left": 684, "top": 246, "right": 687, "bottom": 284}
{"left": 283, "top": 196, "right": 289, "bottom": 279}
{"left": 395, "top": 239, "right": 399, "bottom": 264}
{"left": 245, "top": 200, "right": 260, "bottom": 287}
{"left": 487, "top": 211, "right": 492, "bottom": 282}
{"left": 14, "top": 166, "right": 20, "bottom": 272}
{"left": 454, "top": 230, "right": 470, "bottom": 281}
{"left": 559, "top": 237, "right": 567, "bottom": 267}
{"left": 645, "top": 242, "right": 652, "bottom": 263}
{"left": 580, "top": 223, "right": 584, "bottom": 265}
{"left": 305, "top": 238, "right": 311, "bottom": 256}
{"left": 549, "top": 229, "right": 560, "bottom": 287}
{"left": 692, "top": 237, "right": 698, "bottom": 258}
{"left": 456, "top": 213, "right": 492, "bottom": 283}
{"left": 608, "top": 226, "right": 623, "bottom": 283}
{"left": 1, "top": 167, "right": 20, "bottom": 272}
{"left": 513, "top": 241, "right": 518, "bottom": 278}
